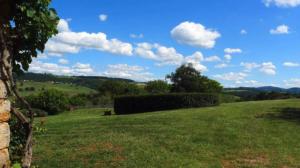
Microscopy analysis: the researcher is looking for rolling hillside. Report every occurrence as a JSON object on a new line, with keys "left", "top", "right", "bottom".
{"left": 33, "top": 99, "right": 300, "bottom": 167}
{"left": 18, "top": 81, "right": 97, "bottom": 96}
{"left": 17, "top": 73, "right": 135, "bottom": 90}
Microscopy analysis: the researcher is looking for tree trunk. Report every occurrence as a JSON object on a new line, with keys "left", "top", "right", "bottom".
{"left": 0, "top": 49, "right": 11, "bottom": 167}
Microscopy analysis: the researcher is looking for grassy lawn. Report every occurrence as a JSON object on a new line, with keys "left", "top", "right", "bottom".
{"left": 18, "top": 81, "right": 97, "bottom": 96}
{"left": 33, "top": 99, "right": 300, "bottom": 168}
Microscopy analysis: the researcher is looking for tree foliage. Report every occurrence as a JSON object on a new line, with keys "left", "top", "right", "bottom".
{"left": 145, "top": 80, "right": 170, "bottom": 94}
{"left": 0, "top": 0, "right": 59, "bottom": 167}
{"left": 98, "top": 80, "right": 142, "bottom": 97}
{"left": 167, "top": 64, "right": 223, "bottom": 93}
{"left": 0, "top": 0, "right": 59, "bottom": 73}
{"left": 26, "top": 89, "right": 69, "bottom": 115}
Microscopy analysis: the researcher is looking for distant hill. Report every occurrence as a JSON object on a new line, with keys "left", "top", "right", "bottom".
{"left": 17, "top": 73, "right": 135, "bottom": 89}
{"left": 224, "top": 86, "right": 300, "bottom": 95}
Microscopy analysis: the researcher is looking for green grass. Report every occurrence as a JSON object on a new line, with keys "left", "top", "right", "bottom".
{"left": 18, "top": 81, "right": 97, "bottom": 96}
{"left": 33, "top": 99, "right": 300, "bottom": 167}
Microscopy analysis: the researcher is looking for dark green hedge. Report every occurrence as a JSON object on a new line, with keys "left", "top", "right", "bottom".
{"left": 114, "top": 93, "right": 220, "bottom": 115}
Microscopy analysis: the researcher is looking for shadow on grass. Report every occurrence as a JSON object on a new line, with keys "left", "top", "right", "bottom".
{"left": 256, "top": 107, "right": 300, "bottom": 123}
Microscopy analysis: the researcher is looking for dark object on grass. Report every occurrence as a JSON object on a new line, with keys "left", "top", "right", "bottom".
{"left": 104, "top": 110, "right": 112, "bottom": 116}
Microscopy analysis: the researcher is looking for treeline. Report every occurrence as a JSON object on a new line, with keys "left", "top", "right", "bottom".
{"left": 224, "top": 90, "right": 299, "bottom": 101}
{"left": 17, "top": 72, "right": 134, "bottom": 89}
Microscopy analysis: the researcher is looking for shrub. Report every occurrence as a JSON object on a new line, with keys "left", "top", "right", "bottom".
{"left": 114, "top": 93, "right": 220, "bottom": 115}
{"left": 25, "top": 89, "right": 69, "bottom": 115}
{"left": 69, "top": 94, "right": 87, "bottom": 107}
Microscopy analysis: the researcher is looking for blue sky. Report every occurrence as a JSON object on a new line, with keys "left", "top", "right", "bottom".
{"left": 30, "top": 0, "right": 300, "bottom": 88}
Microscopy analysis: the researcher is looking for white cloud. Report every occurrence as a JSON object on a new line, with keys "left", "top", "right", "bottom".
{"left": 72, "top": 63, "right": 94, "bottom": 74}
{"left": 184, "top": 52, "right": 207, "bottom": 72}
{"left": 171, "top": 21, "right": 221, "bottom": 49}
{"left": 214, "top": 63, "right": 228, "bottom": 69}
{"left": 224, "top": 54, "right": 232, "bottom": 61}
{"left": 45, "top": 40, "right": 80, "bottom": 56}
{"left": 99, "top": 14, "right": 108, "bottom": 21}
{"left": 224, "top": 48, "right": 242, "bottom": 54}
{"left": 134, "top": 42, "right": 184, "bottom": 66}
{"left": 130, "top": 33, "right": 144, "bottom": 39}
{"left": 283, "top": 62, "right": 300, "bottom": 67}
{"left": 58, "top": 59, "right": 69, "bottom": 65}
{"left": 263, "top": 0, "right": 300, "bottom": 7}
{"left": 57, "top": 19, "right": 70, "bottom": 32}
{"left": 240, "top": 29, "right": 247, "bottom": 35}
{"left": 134, "top": 43, "right": 207, "bottom": 71}
{"left": 204, "top": 56, "right": 221, "bottom": 62}
{"left": 270, "top": 25, "right": 290, "bottom": 35}
{"left": 240, "top": 62, "right": 261, "bottom": 72}
{"left": 29, "top": 60, "right": 95, "bottom": 76}
{"left": 44, "top": 19, "right": 133, "bottom": 56}
{"left": 284, "top": 78, "right": 300, "bottom": 87}
{"left": 260, "top": 62, "right": 276, "bottom": 75}
{"left": 214, "top": 72, "right": 247, "bottom": 81}
{"left": 102, "top": 64, "right": 154, "bottom": 81}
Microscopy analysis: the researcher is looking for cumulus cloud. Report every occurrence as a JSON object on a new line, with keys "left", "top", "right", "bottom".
{"left": 57, "top": 19, "right": 70, "bottom": 32}
{"left": 263, "top": 0, "right": 300, "bottom": 7}
{"left": 134, "top": 43, "right": 208, "bottom": 71}
{"left": 214, "top": 72, "right": 247, "bottom": 81}
{"left": 224, "top": 48, "right": 242, "bottom": 54}
{"left": 184, "top": 52, "right": 207, "bottom": 72}
{"left": 240, "top": 62, "right": 261, "bottom": 72}
{"left": 45, "top": 40, "right": 80, "bottom": 56}
{"left": 134, "top": 42, "right": 184, "bottom": 66}
{"left": 29, "top": 60, "right": 95, "bottom": 76}
{"left": 260, "top": 62, "right": 276, "bottom": 75}
{"left": 224, "top": 54, "right": 232, "bottom": 62}
{"left": 283, "top": 62, "right": 300, "bottom": 67}
{"left": 270, "top": 25, "right": 290, "bottom": 34}
{"left": 44, "top": 19, "right": 133, "bottom": 57}
{"left": 102, "top": 64, "right": 154, "bottom": 81}
{"left": 171, "top": 21, "right": 221, "bottom": 48}
{"left": 58, "top": 59, "right": 69, "bottom": 65}
{"left": 99, "top": 14, "right": 108, "bottom": 21}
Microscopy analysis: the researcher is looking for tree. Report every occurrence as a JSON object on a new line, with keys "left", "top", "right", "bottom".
{"left": 145, "top": 80, "right": 170, "bottom": 94}
{"left": 167, "top": 64, "right": 223, "bottom": 93}
{"left": 0, "top": 0, "right": 59, "bottom": 167}
{"left": 98, "top": 80, "right": 142, "bottom": 97}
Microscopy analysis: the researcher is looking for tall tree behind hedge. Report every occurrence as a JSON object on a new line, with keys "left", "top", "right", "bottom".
{"left": 145, "top": 80, "right": 170, "bottom": 94}
{"left": 0, "top": 0, "right": 59, "bottom": 167}
{"left": 167, "top": 64, "right": 223, "bottom": 93}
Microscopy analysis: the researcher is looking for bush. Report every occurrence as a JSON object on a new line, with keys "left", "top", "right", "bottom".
{"left": 25, "top": 89, "right": 69, "bottom": 115}
{"left": 69, "top": 94, "right": 87, "bottom": 107}
{"left": 114, "top": 93, "right": 220, "bottom": 115}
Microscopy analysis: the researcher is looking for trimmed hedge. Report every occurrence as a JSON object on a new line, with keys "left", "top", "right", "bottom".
{"left": 114, "top": 93, "right": 220, "bottom": 115}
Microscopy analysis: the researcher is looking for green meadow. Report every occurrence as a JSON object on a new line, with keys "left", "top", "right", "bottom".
{"left": 33, "top": 99, "right": 300, "bottom": 168}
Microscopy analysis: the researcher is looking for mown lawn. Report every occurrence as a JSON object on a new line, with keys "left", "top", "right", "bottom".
{"left": 33, "top": 99, "right": 300, "bottom": 168}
